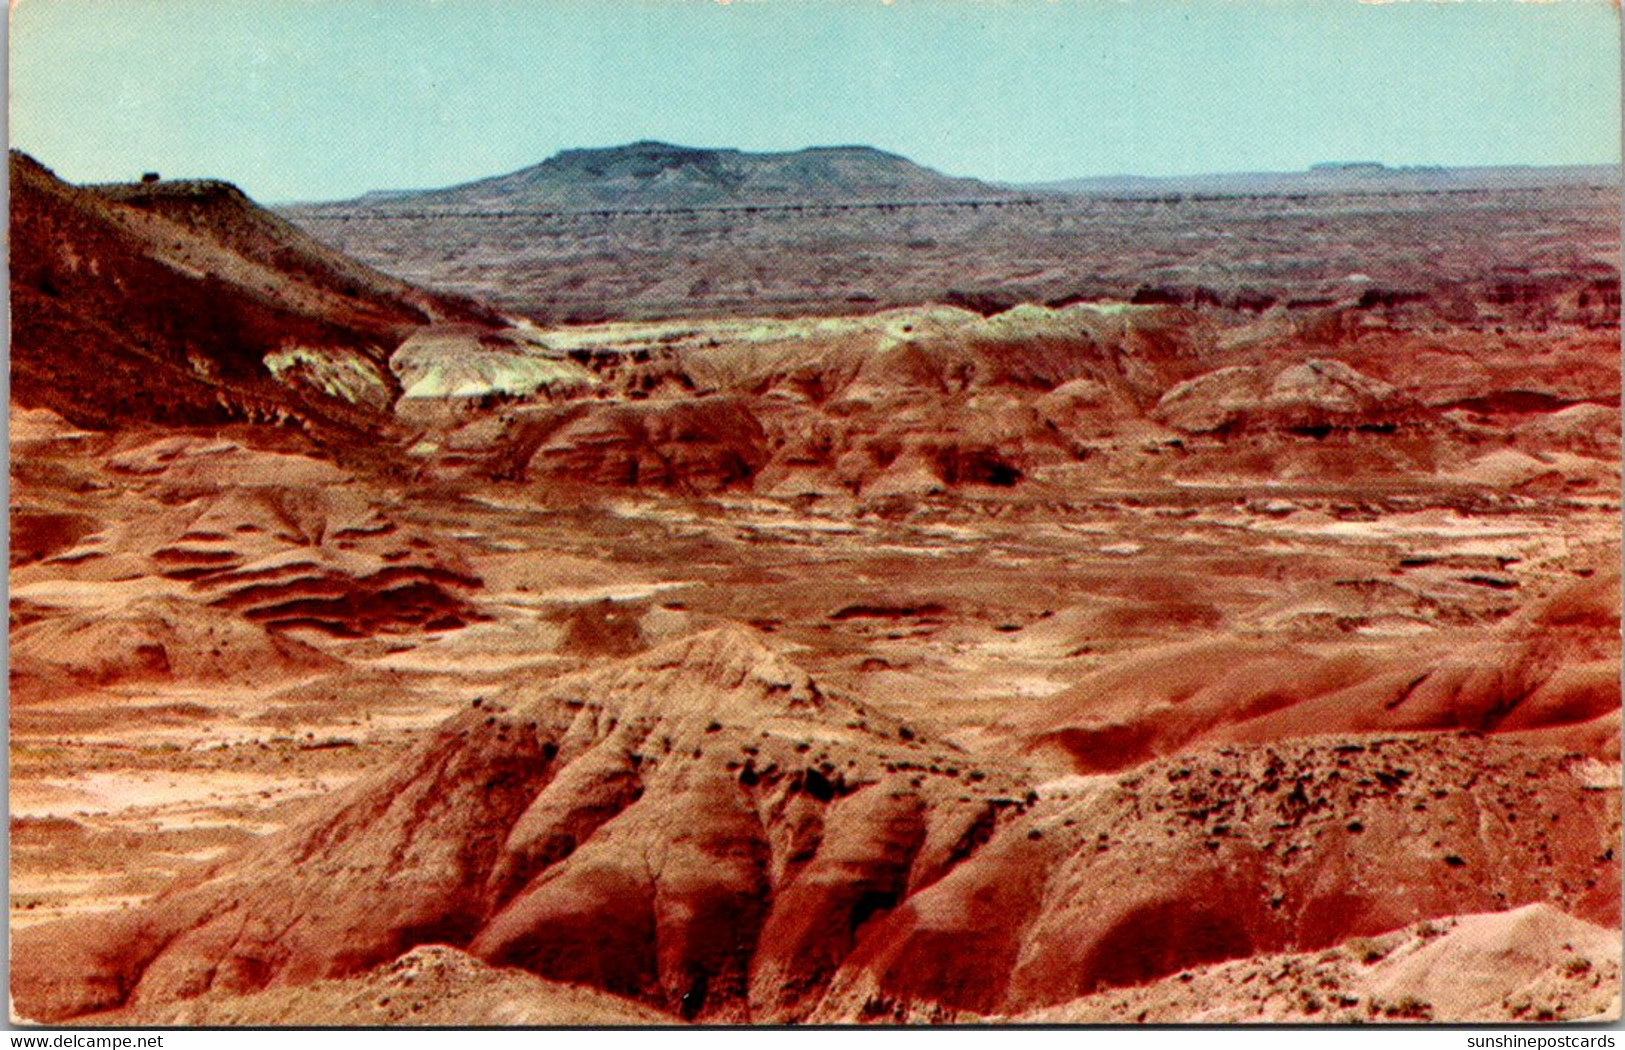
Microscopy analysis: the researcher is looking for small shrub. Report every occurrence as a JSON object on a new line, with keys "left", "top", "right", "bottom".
{"left": 1391, "top": 995, "right": 1433, "bottom": 1020}
{"left": 1346, "top": 936, "right": 1387, "bottom": 965}
{"left": 1369, "top": 995, "right": 1433, "bottom": 1020}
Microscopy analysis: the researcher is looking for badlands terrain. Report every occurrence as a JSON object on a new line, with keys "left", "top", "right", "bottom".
{"left": 284, "top": 142, "right": 1619, "bottom": 323}
{"left": 8, "top": 146, "right": 1622, "bottom": 1025}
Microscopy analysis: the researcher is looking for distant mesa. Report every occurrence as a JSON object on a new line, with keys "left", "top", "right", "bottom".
{"left": 1310, "top": 161, "right": 1456, "bottom": 176}
{"left": 300, "top": 140, "right": 1023, "bottom": 214}
{"left": 1027, "top": 161, "right": 1617, "bottom": 199}
{"left": 1310, "top": 161, "right": 1389, "bottom": 175}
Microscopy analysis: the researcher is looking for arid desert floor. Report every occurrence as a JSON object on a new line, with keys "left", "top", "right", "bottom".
{"left": 8, "top": 149, "right": 1621, "bottom": 1024}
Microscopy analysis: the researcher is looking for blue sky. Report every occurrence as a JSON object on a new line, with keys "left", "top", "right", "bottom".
{"left": 9, "top": 0, "right": 1621, "bottom": 202}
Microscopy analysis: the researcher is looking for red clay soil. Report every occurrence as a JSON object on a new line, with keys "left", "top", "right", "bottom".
{"left": 1012, "top": 573, "right": 1622, "bottom": 773}
{"left": 11, "top": 632, "right": 1617, "bottom": 1023}
{"left": 8, "top": 157, "right": 1618, "bottom": 1027}
{"left": 8, "top": 152, "right": 491, "bottom": 438}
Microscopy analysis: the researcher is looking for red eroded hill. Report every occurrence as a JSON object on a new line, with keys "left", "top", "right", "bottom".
{"left": 11, "top": 630, "right": 1617, "bottom": 1024}
{"left": 1009, "top": 573, "right": 1621, "bottom": 773}
{"left": 9, "top": 152, "right": 496, "bottom": 436}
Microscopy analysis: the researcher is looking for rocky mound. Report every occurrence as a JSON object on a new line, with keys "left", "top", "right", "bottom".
{"left": 89, "top": 177, "right": 488, "bottom": 326}
{"left": 522, "top": 396, "right": 769, "bottom": 492}
{"left": 927, "top": 302, "right": 1209, "bottom": 401}
{"left": 9, "top": 506, "right": 100, "bottom": 568}
{"left": 9, "top": 596, "right": 339, "bottom": 704}
{"left": 8, "top": 405, "right": 95, "bottom": 448}
{"left": 9, "top": 152, "right": 491, "bottom": 435}
{"left": 1012, "top": 573, "right": 1621, "bottom": 773}
{"left": 809, "top": 736, "right": 1618, "bottom": 1021}
{"left": 552, "top": 302, "right": 1200, "bottom": 410}
{"left": 1007, "top": 904, "right": 1621, "bottom": 1024}
{"left": 149, "top": 489, "right": 478, "bottom": 637}
{"left": 96, "top": 946, "right": 675, "bottom": 1026}
{"left": 10, "top": 410, "right": 103, "bottom": 564}
{"left": 11, "top": 434, "right": 484, "bottom": 640}
{"left": 12, "top": 630, "right": 1616, "bottom": 1024}
{"left": 425, "top": 395, "right": 770, "bottom": 493}
{"left": 7, "top": 627, "right": 1030, "bottom": 1023}
{"left": 1516, "top": 402, "right": 1623, "bottom": 458}
{"left": 409, "top": 303, "right": 1214, "bottom": 497}
{"left": 1152, "top": 359, "right": 1427, "bottom": 435}
{"left": 392, "top": 295, "right": 1618, "bottom": 502}
{"left": 391, "top": 327, "right": 600, "bottom": 421}
{"left": 103, "top": 433, "right": 351, "bottom": 489}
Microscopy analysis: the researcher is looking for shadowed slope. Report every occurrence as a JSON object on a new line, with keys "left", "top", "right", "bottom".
{"left": 9, "top": 152, "right": 493, "bottom": 436}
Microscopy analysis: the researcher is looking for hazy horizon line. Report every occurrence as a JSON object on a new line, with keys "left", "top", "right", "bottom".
{"left": 25, "top": 143, "right": 1620, "bottom": 209}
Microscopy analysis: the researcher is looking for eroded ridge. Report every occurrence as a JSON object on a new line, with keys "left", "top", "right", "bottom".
{"left": 9, "top": 151, "right": 1620, "bottom": 1026}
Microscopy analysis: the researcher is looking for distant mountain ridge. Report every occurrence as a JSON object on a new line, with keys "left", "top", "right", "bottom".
{"left": 1022, "top": 163, "right": 1622, "bottom": 199}
{"left": 303, "top": 141, "right": 1021, "bottom": 213}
